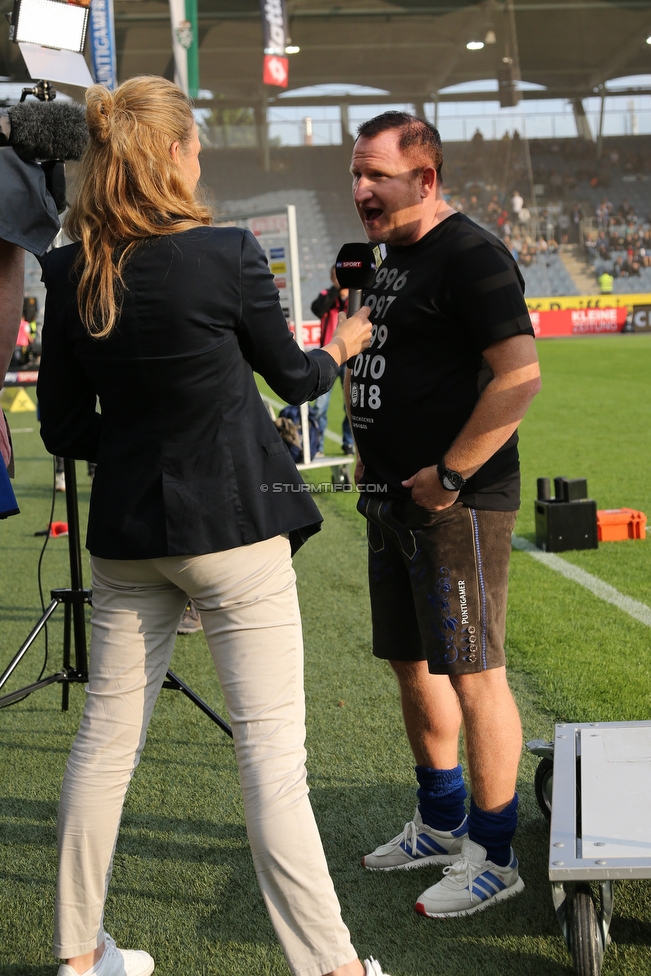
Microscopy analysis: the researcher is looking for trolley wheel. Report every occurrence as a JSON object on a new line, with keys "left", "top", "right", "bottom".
{"left": 534, "top": 756, "right": 554, "bottom": 820}
{"left": 570, "top": 884, "right": 602, "bottom": 976}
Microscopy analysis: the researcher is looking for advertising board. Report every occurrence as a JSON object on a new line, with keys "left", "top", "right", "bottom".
{"left": 215, "top": 206, "right": 303, "bottom": 344}
{"left": 527, "top": 293, "right": 651, "bottom": 338}
{"left": 530, "top": 307, "right": 628, "bottom": 338}
{"left": 526, "top": 293, "right": 651, "bottom": 312}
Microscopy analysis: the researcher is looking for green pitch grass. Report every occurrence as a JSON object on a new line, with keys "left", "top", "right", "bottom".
{"left": 1, "top": 334, "right": 650, "bottom": 975}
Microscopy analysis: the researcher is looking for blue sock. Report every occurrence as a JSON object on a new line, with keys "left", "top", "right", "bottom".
{"left": 415, "top": 765, "right": 467, "bottom": 832}
{"left": 468, "top": 793, "right": 518, "bottom": 867}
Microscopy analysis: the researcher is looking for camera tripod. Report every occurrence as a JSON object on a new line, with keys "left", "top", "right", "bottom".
{"left": 0, "top": 457, "right": 233, "bottom": 738}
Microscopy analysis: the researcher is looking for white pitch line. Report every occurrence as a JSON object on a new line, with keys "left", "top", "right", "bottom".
{"left": 512, "top": 534, "right": 651, "bottom": 628}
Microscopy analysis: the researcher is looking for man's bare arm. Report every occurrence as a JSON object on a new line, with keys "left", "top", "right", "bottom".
{"left": 403, "top": 334, "right": 541, "bottom": 510}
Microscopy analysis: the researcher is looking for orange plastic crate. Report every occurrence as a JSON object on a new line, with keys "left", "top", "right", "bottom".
{"left": 596, "top": 508, "right": 647, "bottom": 542}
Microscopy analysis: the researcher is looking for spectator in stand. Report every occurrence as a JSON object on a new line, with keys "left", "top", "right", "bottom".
{"left": 539, "top": 209, "right": 553, "bottom": 242}
{"left": 486, "top": 195, "right": 501, "bottom": 222}
{"left": 511, "top": 190, "right": 524, "bottom": 221}
{"left": 504, "top": 235, "right": 519, "bottom": 263}
{"left": 570, "top": 203, "right": 583, "bottom": 244}
{"left": 619, "top": 199, "right": 634, "bottom": 220}
{"left": 557, "top": 210, "right": 570, "bottom": 245}
{"left": 596, "top": 198, "right": 613, "bottom": 228}
{"left": 595, "top": 230, "right": 610, "bottom": 260}
{"left": 613, "top": 257, "right": 626, "bottom": 278}
{"left": 518, "top": 242, "right": 533, "bottom": 268}
{"left": 311, "top": 267, "right": 354, "bottom": 457}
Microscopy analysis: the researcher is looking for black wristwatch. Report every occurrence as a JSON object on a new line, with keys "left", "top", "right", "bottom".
{"left": 437, "top": 460, "right": 466, "bottom": 492}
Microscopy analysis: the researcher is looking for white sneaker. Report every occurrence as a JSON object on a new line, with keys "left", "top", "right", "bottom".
{"left": 57, "top": 933, "right": 154, "bottom": 976}
{"left": 362, "top": 807, "right": 468, "bottom": 871}
{"left": 364, "top": 957, "right": 393, "bottom": 976}
{"left": 415, "top": 839, "right": 524, "bottom": 918}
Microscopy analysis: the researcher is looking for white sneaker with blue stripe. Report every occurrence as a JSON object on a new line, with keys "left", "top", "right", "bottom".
{"left": 362, "top": 807, "right": 468, "bottom": 871}
{"left": 415, "top": 838, "right": 524, "bottom": 917}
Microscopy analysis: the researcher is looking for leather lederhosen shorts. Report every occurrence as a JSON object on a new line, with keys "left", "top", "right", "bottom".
{"left": 358, "top": 496, "right": 517, "bottom": 675}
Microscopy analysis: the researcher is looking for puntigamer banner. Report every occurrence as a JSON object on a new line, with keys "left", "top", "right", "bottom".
{"left": 89, "top": 0, "right": 117, "bottom": 90}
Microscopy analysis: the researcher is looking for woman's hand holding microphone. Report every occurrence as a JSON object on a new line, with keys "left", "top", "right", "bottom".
{"left": 322, "top": 307, "right": 372, "bottom": 366}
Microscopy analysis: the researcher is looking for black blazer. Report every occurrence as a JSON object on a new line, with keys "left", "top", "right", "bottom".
{"left": 38, "top": 226, "right": 338, "bottom": 559}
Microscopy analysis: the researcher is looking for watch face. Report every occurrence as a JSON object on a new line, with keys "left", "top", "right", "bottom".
{"left": 440, "top": 466, "right": 464, "bottom": 491}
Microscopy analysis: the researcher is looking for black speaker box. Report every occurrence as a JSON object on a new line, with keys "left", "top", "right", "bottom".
{"left": 535, "top": 498, "right": 598, "bottom": 552}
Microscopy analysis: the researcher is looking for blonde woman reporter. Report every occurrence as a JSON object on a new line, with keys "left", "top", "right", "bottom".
{"left": 37, "top": 77, "right": 388, "bottom": 976}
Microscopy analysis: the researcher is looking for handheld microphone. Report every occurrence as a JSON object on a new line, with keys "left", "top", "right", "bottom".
{"left": 0, "top": 101, "right": 88, "bottom": 161}
{"left": 335, "top": 242, "right": 377, "bottom": 316}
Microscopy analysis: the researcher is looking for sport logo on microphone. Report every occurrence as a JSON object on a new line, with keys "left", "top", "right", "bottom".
{"left": 334, "top": 243, "right": 377, "bottom": 289}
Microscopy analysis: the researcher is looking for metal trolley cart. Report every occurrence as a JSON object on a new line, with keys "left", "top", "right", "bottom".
{"left": 528, "top": 722, "right": 651, "bottom": 976}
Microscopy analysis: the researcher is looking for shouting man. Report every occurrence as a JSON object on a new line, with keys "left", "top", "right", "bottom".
{"left": 347, "top": 112, "right": 541, "bottom": 918}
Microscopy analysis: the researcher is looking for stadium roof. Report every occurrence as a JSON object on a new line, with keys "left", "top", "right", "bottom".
{"left": 2, "top": 0, "right": 651, "bottom": 105}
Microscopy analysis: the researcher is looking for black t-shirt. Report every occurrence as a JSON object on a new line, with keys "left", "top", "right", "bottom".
{"left": 350, "top": 212, "right": 534, "bottom": 511}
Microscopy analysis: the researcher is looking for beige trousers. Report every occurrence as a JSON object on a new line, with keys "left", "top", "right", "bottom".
{"left": 54, "top": 535, "right": 356, "bottom": 976}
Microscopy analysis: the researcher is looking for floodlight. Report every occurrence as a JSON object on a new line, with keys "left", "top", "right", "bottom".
{"left": 647, "top": 35, "right": 651, "bottom": 45}
{"left": 466, "top": 40, "right": 484, "bottom": 51}
{"left": 285, "top": 45, "right": 300, "bottom": 54}
{"left": 10, "top": 0, "right": 89, "bottom": 54}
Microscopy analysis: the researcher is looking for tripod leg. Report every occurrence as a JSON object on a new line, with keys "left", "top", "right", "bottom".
{"left": 0, "top": 598, "right": 60, "bottom": 693}
{"left": 62, "top": 601, "right": 71, "bottom": 712}
{"left": 63, "top": 458, "right": 89, "bottom": 678}
{"left": 164, "top": 669, "right": 233, "bottom": 737}
{"left": 0, "top": 460, "right": 91, "bottom": 709}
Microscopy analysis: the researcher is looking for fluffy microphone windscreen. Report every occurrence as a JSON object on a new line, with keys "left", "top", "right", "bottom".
{"left": 8, "top": 101, "right": 88, "bottom": 161}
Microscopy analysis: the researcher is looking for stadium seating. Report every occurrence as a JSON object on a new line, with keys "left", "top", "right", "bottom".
{"left": 519, "top": 253, "right": 580, "bottom": 297}
{"left": 200, "top": 146, "right": 364, "bottom": 316}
